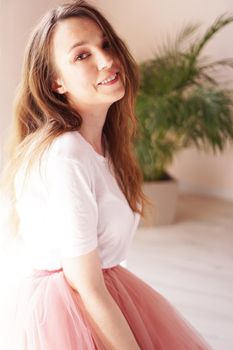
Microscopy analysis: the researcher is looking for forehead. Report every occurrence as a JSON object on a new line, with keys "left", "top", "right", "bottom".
{"left": 52, "top": 17, "right": 104, "bottom": 53}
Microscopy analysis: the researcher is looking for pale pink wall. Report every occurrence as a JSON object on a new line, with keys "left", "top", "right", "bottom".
{"left": 1, "top": 0, "right": 233, "bottom": 199}
{"left": 167, "top": 143, "right": 233, "bottom": 200}
{"left": 0, "top": 0, "right": 59, "bottom": 167}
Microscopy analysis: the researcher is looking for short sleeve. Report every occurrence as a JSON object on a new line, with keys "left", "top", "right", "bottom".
{"left": 45, "top": 155, "right": 98, "bottom": 258}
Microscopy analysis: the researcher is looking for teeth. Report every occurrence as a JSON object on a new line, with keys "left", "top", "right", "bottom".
{"left": 100, "top": 73, "right": 117, "bottom": 85}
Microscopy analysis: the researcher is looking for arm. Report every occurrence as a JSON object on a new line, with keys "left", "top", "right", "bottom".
{"left": 46, "top": 155, "right": 140, "bottom": 348}
{"left": 62, "top": 248, "right": 141, "bottom": 350}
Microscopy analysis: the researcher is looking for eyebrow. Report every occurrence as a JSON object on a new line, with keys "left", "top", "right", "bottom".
{"left": 68, "top": 33, "right": 107, "bottom": 54}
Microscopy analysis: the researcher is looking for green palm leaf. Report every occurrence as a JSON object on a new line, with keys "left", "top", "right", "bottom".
{"left": 135, "top": 13, "right": 233, "bottom": 181}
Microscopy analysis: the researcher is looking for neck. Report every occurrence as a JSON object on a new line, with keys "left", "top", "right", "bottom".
{"left": 78, "top": 128, "right": 106, "bottom": 156}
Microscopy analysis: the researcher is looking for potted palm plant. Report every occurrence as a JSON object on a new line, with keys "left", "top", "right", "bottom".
{"left": 134, "top": 13, "right": 233, "bottom": 226}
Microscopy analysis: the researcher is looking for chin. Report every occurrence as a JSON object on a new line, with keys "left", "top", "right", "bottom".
{"left": 100, "top": 89, "right": 124, "bottom": 106}
{"left": 114, "top": 88, "right": 125, "bottom": 101}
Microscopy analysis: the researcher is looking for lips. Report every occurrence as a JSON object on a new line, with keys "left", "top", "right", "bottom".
{"left": 97, "top": 71, "right": 119, "bottom": 85}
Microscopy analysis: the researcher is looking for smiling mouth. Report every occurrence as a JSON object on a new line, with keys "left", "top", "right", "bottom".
{"left": 98, "top": 72, "right": 119, "bottom": 86}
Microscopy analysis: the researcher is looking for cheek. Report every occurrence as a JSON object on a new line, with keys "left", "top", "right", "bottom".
{"left": 70, "top": 66, "right": 96, "bottom": 91}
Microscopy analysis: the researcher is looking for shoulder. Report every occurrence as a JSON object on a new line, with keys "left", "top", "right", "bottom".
{"left": 41, "top": 131, "right": 93, "bottom": 183}
{"left": 41, "top": 132, "right": 94, "bottom": 188}
{"left": 47, "top": 131, "right": 89, "bottom": 163}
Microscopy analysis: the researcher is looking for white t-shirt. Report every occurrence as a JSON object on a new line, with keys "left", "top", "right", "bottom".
{"left": 14, "top": 131, "right": 141, "bottom": 270}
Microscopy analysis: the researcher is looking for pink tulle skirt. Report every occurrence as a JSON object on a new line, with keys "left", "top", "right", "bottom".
{"left": 8, "top": 264, "right": 212, "bottom": 349}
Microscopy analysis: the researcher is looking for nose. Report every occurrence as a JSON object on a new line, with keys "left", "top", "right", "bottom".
{"left": 96, "top": 50, "right": 113, "bottom": 71}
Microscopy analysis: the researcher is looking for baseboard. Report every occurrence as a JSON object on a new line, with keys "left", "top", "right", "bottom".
{"left": 178, "top": 182, "right": 233, "bottom": 202}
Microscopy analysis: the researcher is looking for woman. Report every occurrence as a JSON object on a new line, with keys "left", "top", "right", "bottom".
{"left": 0, "top": 1, "right": 213, "bottom": 349}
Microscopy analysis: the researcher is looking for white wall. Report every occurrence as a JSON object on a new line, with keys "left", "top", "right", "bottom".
{"left": 1, "top": 0, "right": 233, "bottom": 198}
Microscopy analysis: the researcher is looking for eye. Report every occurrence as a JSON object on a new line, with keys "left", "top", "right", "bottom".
{"left": 74, "top": 52, "right": 90, "bottom": 62}
{"left": 103, "top": 40, "right": 111, "bottom": 49}
{"left": 73, "top": 40, "right": 111, "bottom": 62}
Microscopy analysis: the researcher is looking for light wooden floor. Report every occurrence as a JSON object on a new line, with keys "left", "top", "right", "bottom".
{"left": 126, "top": 193, "right": 233, "bottom": 350}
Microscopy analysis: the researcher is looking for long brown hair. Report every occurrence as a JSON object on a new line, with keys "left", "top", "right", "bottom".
{"left": 0, "top": 0, "right": 151, "bottom": 237}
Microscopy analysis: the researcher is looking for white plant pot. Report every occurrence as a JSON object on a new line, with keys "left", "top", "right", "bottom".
{"left": 140, "top": 175, "right": 179, "bottom": 227}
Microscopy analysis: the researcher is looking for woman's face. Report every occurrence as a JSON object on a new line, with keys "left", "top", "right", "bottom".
{"left": 50, "top": 17, "right": 125, "bottom": 111}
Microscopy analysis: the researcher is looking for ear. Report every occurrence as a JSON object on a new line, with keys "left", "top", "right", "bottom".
{"left": 51, "top": 78, "right": 67, "bottom": 94}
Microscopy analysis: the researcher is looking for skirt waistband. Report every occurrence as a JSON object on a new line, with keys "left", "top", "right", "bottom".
{"left": 31, "top": 268, "right": 63, "bottom": 277}
{"left": 32, "top": 265, "right": 119, "bottom": 277}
